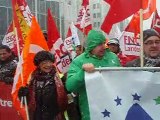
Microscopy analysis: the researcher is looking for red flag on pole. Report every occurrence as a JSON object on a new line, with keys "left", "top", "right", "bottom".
{"left": 151, "top": 10, "right": 160, "bottom": 33}
{"left": 101, "top": 0, "right": 141, "bottom": 34}
{"left": 75, "top": 0, "right": 92, "bottom": 35}
{"left": 12, "top": 16, "right": 49, "bottom": 120}
{"left": 47, "top": 9, "right": 71, "bottom": 73}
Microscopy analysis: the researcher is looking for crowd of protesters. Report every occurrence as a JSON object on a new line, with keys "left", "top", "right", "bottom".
{"left": 0, "top": 28, "right": 160, "bottom": 120}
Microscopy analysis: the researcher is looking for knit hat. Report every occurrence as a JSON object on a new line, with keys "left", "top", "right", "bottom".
{"left": 34, "top": 51, "right": 54, "bottom": 66}
{"left": 107, "top": 38, "right": 119, "bottom": 45}
{"left": 86, "top": 30, "right": 106, "bottom": 52}
{"left": 143, "top": 29, "right": 160, "bottom": 42}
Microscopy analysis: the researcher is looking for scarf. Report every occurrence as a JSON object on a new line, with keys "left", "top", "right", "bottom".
{"left": 144, "top": 56, "right": 160, "bottom": 67}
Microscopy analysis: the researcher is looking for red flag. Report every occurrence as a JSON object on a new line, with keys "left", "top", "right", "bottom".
{"left": 101, "top": 0, "right": 141, "bottom": 34}
{"left": 12, "top": 17, "right": 49, "bottom": 120}
{"left": 125, "top": 13, "right": 140, "bottom": 36}
{"left": 151, "top": 10, "right": 160, "bottom": 33}
{"left": 75, "top": 0, "right": 92, "bottom": 35}
{"left": 143, "top": 0, "right": 156, "bottom": 20}
{"left": 47, "top": 9, "right": 71, "bottom": 73}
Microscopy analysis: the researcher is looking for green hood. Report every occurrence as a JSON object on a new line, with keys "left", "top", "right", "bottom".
{"left": 86, "top": 30, "right": 106, "bottom": 53}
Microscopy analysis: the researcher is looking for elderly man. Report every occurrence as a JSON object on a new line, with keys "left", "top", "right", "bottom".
{"left": 0, "top": 45, "right": 17, "bottom": 84}
{"left": 126, "top": 29, "right": 160, "bottom": 67}
{"left": 66, "top": 30, "right": 120, "bottom": 120}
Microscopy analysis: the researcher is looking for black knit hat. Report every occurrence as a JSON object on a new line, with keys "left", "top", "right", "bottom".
{"left": 34, "top": 51, "right": 54, "bottom": 66}
{"left": 143, "top": 29, "right": 160, "bottom": 42}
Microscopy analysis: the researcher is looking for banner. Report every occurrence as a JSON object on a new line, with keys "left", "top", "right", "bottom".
{"left": 47, "top": 9, "right": 71, "bottom": 73}
{"left": 64, "top": 22, "right": 80, "bottom": 59}
{"left": 119, "top": 31, "right": 140, "bottom": 56}
{"left": 85, "top": 70, "right": 160, "bottom": 120}
{"left": 0, "top": 82, "right": 22, "bottom": 120}
{"left": 75, "top": 0, "right": 92, "bottom": 35}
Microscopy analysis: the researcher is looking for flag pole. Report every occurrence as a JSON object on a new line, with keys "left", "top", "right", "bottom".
{"left": 14, "top": 15, "right": 30, "bottom": 120}
{"left": 82, "top": 6, "right": 86, "bottom": 53}
{"left": 14, "top": 24, "right": 30, "bottom": 120}
{"left": 24, "top": 96, "right": 30, "bottom": 120}
{"left": 14, "top": 24, "right": 24, "bottom": 85}
{"left": 35, "top": 0, "right": 38, "bottom": 20}
{"left": 140, "top": 8, "right": 144, "bottom": 67}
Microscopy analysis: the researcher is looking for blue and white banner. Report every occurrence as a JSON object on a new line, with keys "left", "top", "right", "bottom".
{"left": 85, "top": 70, "right": 160, "bottom": 120}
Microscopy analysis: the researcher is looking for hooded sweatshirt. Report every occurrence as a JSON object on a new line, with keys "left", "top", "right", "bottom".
{"left": 66, "top": 30, "right": 120, "bottom": 120}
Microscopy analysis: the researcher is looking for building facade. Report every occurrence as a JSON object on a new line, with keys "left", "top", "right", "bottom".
{"left": 0, "top": 0, "right": 60, "bottom": 41}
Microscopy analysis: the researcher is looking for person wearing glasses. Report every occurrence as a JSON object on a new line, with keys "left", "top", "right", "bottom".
{"left": 125, "top": 29, "right": 160, "bottom": 67}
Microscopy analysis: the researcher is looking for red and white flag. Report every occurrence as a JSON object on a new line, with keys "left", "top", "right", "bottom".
{"left": 47, "top": 9, "right": 71, "bottom": 73}
{"left": 119, "top": 13, "right": 140, "bottom": 61}
{"left": 64, "top": 22, "right": 80, "bottom": 59}
{"left": 151, "top": 10, "right": 160, "bottom": 33}
{"left": 75, "top": 0, "right": 92, "bottom": 35}
{"left": 2, "top": 22, "right": 17, "bottom": 54}
{"left": 64, "top": 27, "right": 73, "bottom": 51}
{"left": 2, "top": 0, "right": 32, "bottom": 55}
{"left": 12, "top": 17, "right": 49, "bottom": 120}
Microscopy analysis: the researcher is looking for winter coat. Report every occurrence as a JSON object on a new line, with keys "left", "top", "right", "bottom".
{"left": 66, "top": 49, "right": 120, "bottom": 120}
{"left": 28, "top": 68, "right": 59, "bottom": 120}
{"left": 125, "top": 57, "right": 160, "bottom": 67}
{"left": 0, "top": 55, "right": 17, "bottom": 84}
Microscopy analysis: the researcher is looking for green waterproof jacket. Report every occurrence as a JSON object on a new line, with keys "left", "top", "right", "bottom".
{"left": 66, "top": 49, "right": 120, "bottom": 120}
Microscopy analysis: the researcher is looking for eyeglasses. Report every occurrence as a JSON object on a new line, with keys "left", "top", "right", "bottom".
{"left": 144, "top": 40, "right": 160, "bottom": 45}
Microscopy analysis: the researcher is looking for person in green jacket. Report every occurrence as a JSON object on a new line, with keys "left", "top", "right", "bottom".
{"left": 66, "top": 30, "right": 121, "bottom": 120}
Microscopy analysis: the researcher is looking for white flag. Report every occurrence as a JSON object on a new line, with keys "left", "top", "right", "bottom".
{"left": 85, "top": 70, "right": 160, "bottom": 120}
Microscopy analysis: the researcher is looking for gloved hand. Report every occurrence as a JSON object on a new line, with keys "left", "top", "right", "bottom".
{"left": 18, "top": 86, "right": 29, "bottom": 104}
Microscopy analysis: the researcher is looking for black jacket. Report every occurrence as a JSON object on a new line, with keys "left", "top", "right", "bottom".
{"left": 28, "top": 68, "right": 59, "bottom": 120}
{"left": 0, "top": 55, "right": 17, "bottom": 84}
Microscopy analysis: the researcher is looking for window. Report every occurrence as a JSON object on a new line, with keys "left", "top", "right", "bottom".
{"left": 94, "top": 22, "right": 97, "bottom": 28}
{"left": 0, "top": 7, "right": 7, "bottom": 35}
{"left": 97, "top": 3, "right": 100, "bottom": 9}
{"left": 97, "top": 13, "right": 101, "bottom": 18}
{"left": 93, "top": 4, "right": 96, "bottom": 9}
{"left": 93, "top": 13, "right": 96, "bottom": 18}
{"left": 97, "top": 22, "right": 101, "bottom": 27}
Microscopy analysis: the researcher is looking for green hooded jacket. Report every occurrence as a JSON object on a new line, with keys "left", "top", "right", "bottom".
{"left": 66, "top": 30, "right": 120, "bottom": 120}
